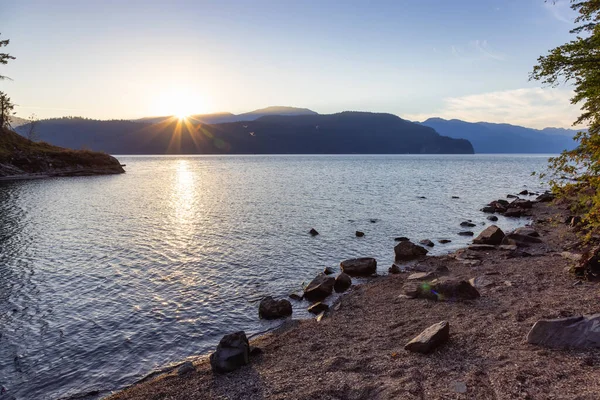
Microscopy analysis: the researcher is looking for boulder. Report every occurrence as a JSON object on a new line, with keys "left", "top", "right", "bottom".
{"left": 504, "top": 208, "right": 523, "bottom": 218}
{"left": 289, "top": 292, "right": 303, "bottom": 301}
{"left": 536, "top": 192, "right": 554, "bottom": 202}
{"left": 507, "top": 194, "right": 518, "bottom": 199}
{"left": 488, "top": 201, "right": 507, "bottom": 213}
{"left": 388, "top": 264, "right": 401, "bottom": 274}
{"left": 519, "top": 189, "right": 529, "bottom": 195}
{"left": 496, "top": 199, "right": 509, "bottom": 206}
{"left": 355, "top": 231, "right": 365, "bottom": 237}
{"left": 481, "top": 206, "right": 495, "bottom": 213}
{"left": 527, "top": 315, "right": 600, "bottom": 349}
{"left": 458, "top": 231, "right": 474, "bottom": 236}
{"left": 307, "top": 302, "right": 329, "bottom": 315}
{"left": 334, "top": 272, "right": 352, "bottom": 293}
{"left": 258, "top": 296, "right": 292, "bottom": 319}
{"left": 340, "top": 257, "right": 377, "bottom": 276}
{"left": 438, "top": 239, "right": 452, "bottom": 244}
{"left": 304, "top": 274, "right": 336, "bottom": 302}
{"left": 323, "top": 266, "right": 335, "bottom": 275}
{"left": 405, "top": 321, "right": 450, "bottom": 354}
{"left": 309, "top": 228, "right": 319, "bottom": 236}
{"left": 473, "top": 225, "right": 505, "bottom": 245}
{"left": 460, "top": 221, "right": 476, "bottom": 227}
{"left": 511, "top": 199, "right": 533, "bottom": 209}
{"left": 487, "top": 215, "right": 499, "bottom": 222}
{"left": 210, "top": 331, "right": 250, "bottom": 373}
{"left": 513, "top": 227, "right": 540, "bottom": 237}
{"left": 504, "top": 232, "right": 543, "bottom": 244}
{"left": 394, "top": 241, "right": 428, "bottom": 261}
{"left": 394, "top": 236, "right": 410, "bottom": 242}
{"left": 419, "top": 239, "right": 435, "bottom": 247}
{"left": 403, "top": 279, "right": 480, "bottom": 301}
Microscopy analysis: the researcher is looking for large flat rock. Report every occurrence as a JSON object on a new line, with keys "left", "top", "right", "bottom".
{"left": 405, "top": 320, "right": 450, "bottom": 354}
{"left": 527, "top": 314, "right": 600, "bottom": 349}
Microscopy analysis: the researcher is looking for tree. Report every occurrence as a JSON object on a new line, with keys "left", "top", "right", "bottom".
{"left": 0, "top": 33, "right": 15, "bottom": 81}
{"left": 531, "top": 0, "right": 600, "bottom": 236}
{"left": 26, "top": 113, "right": 39, "bottom": 141}
{"left": 0, "top": 91, "right": 14, "bottom": 130}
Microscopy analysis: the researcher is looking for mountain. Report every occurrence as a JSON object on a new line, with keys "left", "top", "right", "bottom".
{"left": 420, "top": 118, "right": 579, "bottom": 153}
{"left": 136, "top": 106, "right": 317, "bottom": 125}
{"left": 15, "top": 112, "right": 474, "bottom": 155}
{"left": 9, "top": 116, "right": 29, "bottom": 128}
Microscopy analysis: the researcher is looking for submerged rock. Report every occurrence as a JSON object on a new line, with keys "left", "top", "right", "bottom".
{"left": 511, "top": 199, "right": 534, "bottom": 209}
{"left": 419, "top": 239, "right": 435, "bottom": 247}
{"left": 258, "top": 296, "right": 292, "bottom": 320}
{"left": 438, "top": 239, "right": 452, "bottom": 244}
{"left": 210, "top": 331, "right": 250, "bottom": 373}
{"left": 323, "top": 266, "right": 335, "bottom": 275}
{"left": 487, "top": 215, "right": 499, "bottom": 222}
{"left": 473, "top": 225, "right": 505, "bottom": 245}
{"left": 355, "top": 231, "right": 365, "bottom": 237}
{"left": 460, "top": 221, "right": 476, "bottom": 227}
{"left": 334, "top": 272, "right": 352, "bottom": 293}
{"left": 394, "top": 236, "right": 410, "bottom": 242}
{"left": 458, "top": 231, "right": 474, "bottom": 236}
{"left": 340, "top": 257, "right": 377, "bottom": 276}
{"left": 527, "top": 314, "right": 600, "bottom": 349}
{"left": 309, "top": 228, "right": 319, "bottom": 236}
{"left": 405, "top": 321, "right": 450, "bottom": 354}
{"left": 394, "top": 241, "right": 428, "bottom": 261}
{"left": 304, "top": 274, "right": 336, "bottom": 302}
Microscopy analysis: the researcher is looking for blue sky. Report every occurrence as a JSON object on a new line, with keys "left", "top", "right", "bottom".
{"left": 0, "top": 0, "right": 582, "bottom": 128}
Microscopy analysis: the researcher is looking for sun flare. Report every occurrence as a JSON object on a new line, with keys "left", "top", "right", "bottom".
{"left": 153, "top": 88, "right": 208, "bottom": 119}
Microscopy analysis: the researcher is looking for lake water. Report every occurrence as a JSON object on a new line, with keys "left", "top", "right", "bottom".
{"left": 0, "top": 155, "right": 551, "bottom": 399}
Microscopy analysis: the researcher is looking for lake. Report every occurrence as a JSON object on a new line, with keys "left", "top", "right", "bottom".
{"left": 0, "top": 155, "right": 550, "bottom": 399}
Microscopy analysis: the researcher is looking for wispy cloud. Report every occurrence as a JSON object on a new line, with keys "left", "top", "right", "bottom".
{"left": 544, "top": 0, "right": 575, "bottom": 24}
{"left": 405, "top": 87, "right": 583, "bottom": 129}
{"left": 446, "top": 40, "right": 505, "bottom": 61}
{"left": 470, "top": 40, "right": 504, "bottom": 61}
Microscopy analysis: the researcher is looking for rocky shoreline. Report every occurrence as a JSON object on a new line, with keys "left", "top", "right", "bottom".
{"left": 108, "top": 192, "right": 600, "bottom": 400}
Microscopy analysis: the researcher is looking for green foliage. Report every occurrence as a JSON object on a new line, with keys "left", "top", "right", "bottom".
{"left": 0, "top": 33, "right": 15, "bottom": 81}
{"left": 0, "top": 91, "right": 15, "bottom": 130}
{"left": 531, "top": 0, "right": 600, "bottom": 238}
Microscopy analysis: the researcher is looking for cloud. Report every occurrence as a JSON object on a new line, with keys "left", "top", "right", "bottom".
{"left": 405, "top": 87, "right": 583, "bottom": 129}
{"left": 544, "top": 0, "right": 575, "bottom": 24}
{"left": 470, "top": 40, "right": 504, "bottom": 61}
{"left": 448, "top": 40, "right": 505, "bottom": 62}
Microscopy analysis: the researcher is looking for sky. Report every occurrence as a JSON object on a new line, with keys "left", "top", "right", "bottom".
{"left": 0, "top": 0, "right": 584, "bottom": 128}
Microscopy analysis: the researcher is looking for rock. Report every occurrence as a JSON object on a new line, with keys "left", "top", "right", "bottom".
{"left": 507, "top": 194, "right": 518, "bottom": 199}
{"left": 458, "top": 231, "right": 474, "bottom": 236}
{"left": 210, "top": 331, "right": 250, "bottom": 373}
{"left": 340, "top": 257, "right": 377, "bottom": 276}
{"left": 481, "top": 206, "right": 495, "bottom": 213}
{"left": 316, "top": 311, "right": 326, "bottom": 322}
{"left": 435, "top": 265, "right": 450, "bottom": 275}
{"left": 488, "top": 201, "right": 507, "bottom": 213}
{"left": 394, "top": 236, "right": 410, "bottom": 242}
{"left": 309, "top": 228, "right": 319, "bottom": 236}
{"left": 507, "top": 250, "right": 532, "bottom": 258}
{"left": 323, "top": 266, "right": 335, "bottom": 275}
{"left": 496, "top": 199, "right": 509, "bottom": 206}
{"left": 370, "top": 219, "right": 378, "bottom": 223}
{"left": 527, "top": 314, "right": 600, "bottom": 349}
{"left": 249, "top": 346, "right": 263, "bottom": 356}
{"left": 504, "top": 232, "right": 543, "bottom": 244}
{"left": 473, "top": 225, "right": 505, "bottom": 245}
{"left": 418, "top": 196, "right": 427, "bottom": 199}
{"left": 536, "top": 192, "right": 554, "bottom": 202}
{"left": 419, "top": 239, "right": 435, "bottom": 247}
{"left": 504, "top": 208, "right": 523, "bottom": 217}
{"left": 460, "top": 221, "right": 476, "bottom": 227}
{"left": 394, "top": 241, "right": 428, "bottom": 261}
{"left": 307, "top": 302, "right": 329, "bottom": 314}
{"left": 469, "top": 276, "right": 495, "bottom": 288}
{"left": 513, "top": 227, "right": 540, "bottom": 237}
{"left": 289, "top": 292, "right": 303, "bottom": 301}
{"left": 487, "top": 215, "right": 499, "bottom": 222}
{"left": 258, "top": 296, "right": 292, "bottom": 319}
{"left": 334, "top": 272, "right": 352, "bottom": 293}
{"left": 404, "top": 279, "right": 480, "bottom": 301}
{"left": 438, "top": 239, "right": 452, "bottom": 244}
{"left": 499, "top": 244, "right": 518, "bottom": 251}
{"left": 388, "top": 264, "right": 401, "bottom": 274}
{"left": 511, "top": 199, "right": 534, "bottom": 209}
{"left": 519, "top": 189, "right": 529, "bottom": 195}
{"left": 404, "top": 321, "right": 450, "bottom": 354}
{"left": 355, "top": 231, "right": 365, "bottom": 237}
{"left": 561, "top": 251, "right": 583, "bottom": 262}
{"left": 407, "top": 272, "right": 435, "bottom": 281}
{"left": 452, "top": 196, "right": 460, "bottom": 199}
{"left": 177, "top": 361, "right": 195, "bottom": 375}
{"left": 453, "top": 381, "right": 468, "bottom": 394}
{"left": 304, "top": 274, "right": 336, "bottom": 302}
{"left": 566, "top": 216, "right": 582, "bottom": 227}
{"left": 575, "top": 244, "right": 600, "bottom": 279}
{"left": 468, "top": 244, "right": 496, "bottom": 251}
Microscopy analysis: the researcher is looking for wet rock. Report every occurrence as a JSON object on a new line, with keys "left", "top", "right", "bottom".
{"left": 304, "top": 274, "right": 336, "bottom": 302}
{"left": 488, "top": 201, "right": 507, "bottom": 213}
{"left": 460, "top": 221, "right": 476, "bottom": 227}
{"left": 536, "top": 192, "right": 554, "bottom": 202}
{"left": 334, "top": 272, "right": 352, "bottom": 293}
{"left": 519, "top": 189, "right": 529, "bottom": 195}
{"left": 407, "top": 272, "right": 436, "bottom": 281}
{"left": 355, "top": 231, "right": 365, "bottom": 237}
{"left": 481, "top": 206, "right": 495, "bottom": 213}
{"left": 527, "top": 315, "right": 600, "bottom": 349}
{"left": 419, "top": 239, "right": 435, "bottom": 247}
{"left": 438, "top": 239, "right": 452, "bottom": 244}
{"left": 496, "top": 199, "right": 509, "bottom": 206}
{"left": 511, "top": 199, "right": 534, "bottom": 209}
{"left": 258, "top": 296, "right": 292, "bottom": 319}
{"left": 504, "top": 208, "right": 523, "bottom": 218}
{"left": 487, "top": 215, "right": 499, "bottom": 222}
{"left": 323, "top": 266, "right": 335, "bottom": 275}
{"left": 394, "top": 236, "right": 410, "bottom": 242}
{"left": 394, "top": 241, "right": 428, "bottom": 261}
{"left": 458, "top": 231, "right": 474, "bottom": 236}
{"left": 210, "top": 331, "right": 250, "bottom": 373}
{"left": 418, "top": 196, "right": 427, "bottom": 199}
{"left": 308, "top": 302, "right": 329, "bottom": 315}
{"left": 507, "top": 194, "right": 518, "bottom": 199}
{"left": 370, "top": 219, "right": 378, "bottom": 223}
{"left": 389, "top": 264, "right": 401, "bottom": 274}
{"left": 473, "top": 225, "right": 505, "bottom": 245}
{"left": 177, "top": 361, "right": 195, "bottom": 375}
{"left": 289, "top": 292, "right": 303, "bottom": 301}
{"left": 404, "top": 321, "right": 450, "bottom": 354}
{"left": 468, "top": 244, "right": 496, "bottom": 251}
{"left": 340, "top": 257, "right": 377, "bottom": 277}
{"left": 452, "top": 196, "right": 460, "bottom": 199}
{"left": 309, "top": 228, "right": 319, "bottom": 236}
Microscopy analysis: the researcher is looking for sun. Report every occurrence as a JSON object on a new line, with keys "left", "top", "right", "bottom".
{"left": 153, "top": 88, "right": 209, "bottom": 119}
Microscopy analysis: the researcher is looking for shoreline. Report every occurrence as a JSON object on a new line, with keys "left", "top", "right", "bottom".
{"left": 106, "top": 194, "right": 600, "bottom": 400}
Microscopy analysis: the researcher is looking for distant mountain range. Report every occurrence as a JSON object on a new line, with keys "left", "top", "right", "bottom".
{"left": 14, "top": 108, "right": 473, "bottom": 155}
{"left": 420, "top": 118, "right": 579, "bottom": 153}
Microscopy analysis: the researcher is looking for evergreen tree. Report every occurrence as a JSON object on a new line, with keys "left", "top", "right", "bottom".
{"left": 0, "top": 33, "right": 15, "bottom": 81}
